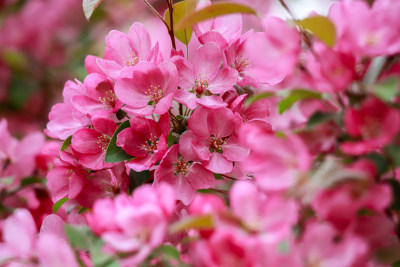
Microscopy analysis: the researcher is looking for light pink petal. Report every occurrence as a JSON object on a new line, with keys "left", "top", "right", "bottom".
{"left": 40, "top": 214, "right": 66, "bottom": 242}
{"left": 47, "top": 167, "right": 70, "bottom": 202}
{"left": 96, "top": 58, "right": 123, "bottom": 80}
{"left": 203, "top": 152, "right": 233, "bottom": 173}
{"left": 72, "top": 128, "right": 102, "bottom": 154}
{"left": 196, "top": 95, "right": 228, "bottom": 109}
{"left": 187, "top": 163, "right": 215, "bottom": 190}
{"left": 175, "top": 89, "right": 198, "bottom": 109}
{"left": 194, "top": 43, "right": 223, "bottom": 78}
{"left": 154, "top": 93, "right": 174, "bottom": 115}
{"left": 128, "top": 22, "right": 152, "bottom": 61}
{"left": 104, "top": 30, "right": 134, "bottom": 65}
{"left": 207, "top": 68, "right": 237, "bottom": 94}
{"left": 114, "top": 78, "right": 149, "bottom": 108}
{"left": 37, "top": 233, "right": 79, "bottom": 267}
{"left": 222, "top": 135, "right": 249, "bottom": 162}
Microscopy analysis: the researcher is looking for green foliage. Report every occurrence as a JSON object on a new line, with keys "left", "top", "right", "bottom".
{"left": 61, "top": 135, "right": 73, "bottom": 151}
{"left": 306, "top": 112, "right": 336, "bottom": 130}
{"left": 371, "top": 76, "right": 399, "bottom": 102}
{"left": 278, "top": 89, "right": 322, "bottom": 114}
{"left": 169, "top": 214, "right": 214, "bottom": 233}
{"left": 296, "top": 16, "right": 336, "bottom": 47}
{"left": 105, "top": 120, "right": 132, "bottom": 163}
{"left": 175, "top": 2, "right": 257, "bottom": 31}
{"left": 82, "top": 0, "right": 103, "bottom": 20}
{"left": 164, "top": 0, "right": 196, "bottom": 45}
{"left": 128, "top": 169, "right": 151, "bottom": 194}
{"left": 245, "top": 91, "right": 275, "bottom": 106}
{"left": 53, "top": 197, "right": 69, "bottom": 213}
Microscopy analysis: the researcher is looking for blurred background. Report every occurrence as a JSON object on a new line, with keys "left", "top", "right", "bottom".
{"left": 0, "top": 0, "right": 334, "bottom": 137}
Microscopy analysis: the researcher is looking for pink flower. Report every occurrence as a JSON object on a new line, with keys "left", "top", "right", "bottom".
{"left": 96, "top": 22, "right": 162, "bottom": 79}
{"left": 185, "top": 106, "right": 248, "bottom": 173}
{"left": 300, "top": 221, "right": 368, "bottom": 267}
{"left": 72, "top": 73, "right": 122, "bottom": 117}
{"left": 154, "top": 144, "right": 215, "bottom": 205}
{"left": 0, "top": 119, "right": 44, "bottom": 183}
{"left": 116, "top": 117, "right": 168, "bottom": 172}
{"left": 230, "top": 181, "right": 298, "bottom": 240}
{"left": 341, "top": 97, "right": 400, "bottom": 155}
{"left": 239, "top": 124, "right": 311, "bottom": 191}
{"left": 193, "top": 0, "right": 242, "bottom": 49}
{"left": 46, "top": 151, "right": 87, "bottom": 203}
{"left": 87, "top": 184, "right": 175, "bottom": 265}
{"left": 229, "top": 94, "right": 271, "bottom": 126}
{"left": 244, "top": 17, "right": 300, "bottom": 85}
{"left": 172, "top": 43, "right": 238, "bottom": 109}
{"left": 75, "top": 163, "right": 129, "bottom": 208}
{"left": 45, "top": 80, "right": 91, "bottom": 140}
{"left": 72, "top": 116, "right": 117, "bottom": 170}
{"left": 115, "top": 61, "right": 178, "bottom": 115}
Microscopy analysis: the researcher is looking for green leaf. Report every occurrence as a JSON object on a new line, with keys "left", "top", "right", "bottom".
{"left": 386, "top": 179, "right": 400, "bottom": 211}
{"left": 53, "top": 197, "right": 69, "bottom": 213}
{"left": 278, "top": 89, "right": 322, "bottom": 114}
{"left": 385, "top": 145, "right": 400, "bottom": 167}
{"left": 128, "top": 169, "right": 150, "bottom": 194}
{"left": 20, "top": 176, "right": 44, "bottom": 187}
{"left": 245, "top": 91, "right": 275, "bottom": 106}
{"left": 296, "top": 16, "right": 336, "bottom": 47}
{"left": 365, "top": 152, "right": 389, "bottom": 176}
{"left": 175, "top": 2, "right": 257, "bottom": 31}
{"left": 363, "top": 56, "right": 387, "bottom": 85}
{"left": 371, "top": 76, "right": 399, "bottom": 102}
{"left": 159, "top": 245, "right": 180, "bottom": 259}
{"left": 168, "top": 130, "right": 175, "bottom": 147}
{"left": 116, "top": 108, "right": 127, "bottom": 120}
{"left": 306, "top": 112, "right": 335, "bottom": 129}
{"left": 105, "top": 120, "right": 132, "bottom": 163}
{"left": 83, "top": 0, "right": 103, "bottom": 20}
{"left": 165, "top": 0, "right": 195, "bottom": 45}
{"left": 170, "top": 214, "right": 214, "bottom": 233}
{"left": 213, "top": 173, "right": 223, "bottom": 180}
{"left": 65, "top": 225, "right": 93, "bottom": 251}
{"left": 61, "top": 135, "right": 73, "bottom": 151}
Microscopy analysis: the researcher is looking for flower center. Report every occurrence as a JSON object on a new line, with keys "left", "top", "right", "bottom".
{"left": 209, "top": 134, "right": 229, "bottom": 153}
{"left": 98, "top": 90, "right": 116, "bottom": 107}
{"left": 173, "top": 156, "right": 189, "bottom": 176}
{"left": 122, "top": 51, "right": 138, "bottom": 66}
{"left": 362, "top": 116, "right": 380, "bottom": 139}
{"left": 145, "top": 84, "right": 164, "bottom": 103}
{"left": 232, "top": 57, "right": 251, "bottom": 73}
{"left": 142, "top": 134, "right": 160, "bottom": 154}
{"left": 97, "top": 135, "right": 111, "bottom": 151}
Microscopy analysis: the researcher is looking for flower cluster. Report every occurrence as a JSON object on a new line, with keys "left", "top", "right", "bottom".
{"left": 2, "top": 0, "right": 400, "bottom": 266}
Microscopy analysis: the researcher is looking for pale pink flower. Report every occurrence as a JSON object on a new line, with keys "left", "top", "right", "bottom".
{"left": 244, "top": 17, "right": 300, "bottom": 85}
{"left": 96, "top": 22, "right": 162, "bottom": 79}
{"left": 239, "top": 124, "right": 311, "bottom": 191}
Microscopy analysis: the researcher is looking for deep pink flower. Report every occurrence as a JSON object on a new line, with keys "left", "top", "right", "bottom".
{"left": 172, "top": 43, "right": 237, "bottom": 109}
{"left": 72, "top": 116, "right": 117, "bottom": 170}
{"left": 46, "top": 151, "right": 87, "bottom": 203}
{"left": 244, "top": 17, "right": 300, "bottom": 85}
{"left": 341, "top": 97, "right": 400, "bottom": 155}
{"left": 96, "top": 22, "right": 162, "bottom": 79}
{"left": 154, "top": 144, "right": 215, "bottom": 205}
{"left": 75, "top": 163, "right": 129, "bottom": 208}
{"left": 115, "top": 61, "right": 178, "bottom": 115}
{"left": 229, "top": 94, "right": 271, "bottom": 126}
{"left": 116, "top": 117, "right": 168, "bottom": 172}
{"left": 72, "top": 73, "right": 122, "bottom": 117}
{"left": 185, "top": 106, "right": 248, "bottom": 173}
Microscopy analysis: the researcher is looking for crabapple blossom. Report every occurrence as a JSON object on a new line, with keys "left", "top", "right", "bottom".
{"left": 154, "top": 144, "right": 215, "bottom": 205}
{"left": 116, "top": 117, "right": 168, "bottom": 171}
{"left": 115, "top": 61, "right": 178, "bottom": 115}
{"left": 172, "top": 43, "right": 237, "bottom": 109}
{"left": 71, "top": 116, "right": 117, "bottom": 170}
{"left": 184, "top": 106, "right": 248, "bottom": 173}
